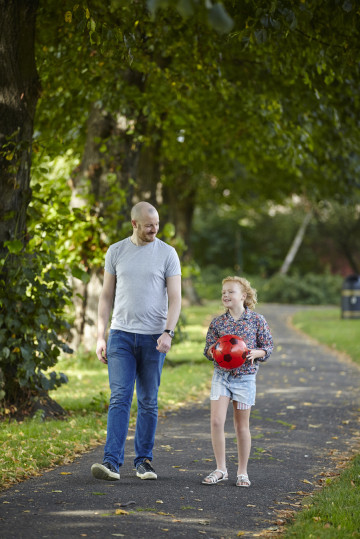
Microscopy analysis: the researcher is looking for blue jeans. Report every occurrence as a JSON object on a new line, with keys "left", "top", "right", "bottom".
{"left": 103, "top": 329, "right": 166, "bottom": 471}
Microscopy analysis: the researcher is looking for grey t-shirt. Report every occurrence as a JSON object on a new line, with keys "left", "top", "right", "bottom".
{"left": 105, "top": 237, "right": 181, "bottom": 334}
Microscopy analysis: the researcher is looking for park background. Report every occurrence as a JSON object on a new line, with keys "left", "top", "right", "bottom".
{"left": 1, "top": 2, "right": 360, "bottom": 535}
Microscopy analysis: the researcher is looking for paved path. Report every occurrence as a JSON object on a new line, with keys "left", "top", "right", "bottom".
{"left": 1, "top": 305, "right": 359, "bottom": 538}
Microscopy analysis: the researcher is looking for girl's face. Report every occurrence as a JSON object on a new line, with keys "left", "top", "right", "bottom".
{"left": 222, "top": 281, "right": 246, "bottom": 309}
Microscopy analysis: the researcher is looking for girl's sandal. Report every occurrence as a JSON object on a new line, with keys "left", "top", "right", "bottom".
{"left": 202, "top": 469, "right": 228, "bottom": 485}
{"left": 236, "top": 474, "right": 251, "bottom": 487}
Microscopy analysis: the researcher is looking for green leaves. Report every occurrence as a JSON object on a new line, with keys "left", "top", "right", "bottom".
{"left": 70, "top": 265, "right": 91, "bottom": 284}
{"left": 4, "top": 239, "right": 23, "bottom": 254}
{"left": 0, "top": 245, "right": 72, "bottom": 404}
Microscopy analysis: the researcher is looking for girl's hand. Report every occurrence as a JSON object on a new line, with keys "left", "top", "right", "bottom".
{"left": 246, "top": 349, "right": 265, "bottom": 365}
{"left": 208, "top": 344, "right": 215, "bottom": 359}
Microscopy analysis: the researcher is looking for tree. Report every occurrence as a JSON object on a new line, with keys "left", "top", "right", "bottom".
{"left": 0, "top": 1, "right": 72, "bottom": 414}
{"left": 32, "top": 0, "right": 360, "bottom": 340}
{"left": 0, "top": 0, "right": 40, "bottom": 254}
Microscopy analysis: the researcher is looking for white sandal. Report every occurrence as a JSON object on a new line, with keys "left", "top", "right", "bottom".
{"left": 202, "top": 469, "right": 228, "bottom": 485}
{"left": 236, "top": 473, "right": 251, "bottom": 487}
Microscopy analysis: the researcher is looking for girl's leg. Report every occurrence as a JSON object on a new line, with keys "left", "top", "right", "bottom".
{"left": 233, "top": 403, "right": 251, "bottom": 477}
{"left": 210, "top": 396, "right": 230, "bottom": 476}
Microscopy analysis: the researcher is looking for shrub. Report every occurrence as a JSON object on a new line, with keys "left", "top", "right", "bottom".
{"left": 194, "top": 266, "right": 343, "bottom": 305}
{"left": 259, "top": 272, "right": 342, "bottom": 305}
{"left": 0, "top": 249, "right": 72, "bottom": 410}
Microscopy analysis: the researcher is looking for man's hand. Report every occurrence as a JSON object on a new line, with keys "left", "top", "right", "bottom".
{"left": 156, "top": 332, "right": 172, "bottom": 354}
{"left": 96, "top": 338, "right": 108, "bottom": 364}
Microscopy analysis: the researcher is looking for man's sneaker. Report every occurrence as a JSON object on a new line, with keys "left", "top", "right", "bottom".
{"left": 136, "top": 459, "right": 157, "bottom": 480}
{"left": 91, "top": 462, "right": 120, "bottom": 481}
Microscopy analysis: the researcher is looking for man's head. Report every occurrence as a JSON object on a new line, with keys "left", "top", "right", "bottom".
{"left": 131, "top": 201, "right": 159, "bottom": 245}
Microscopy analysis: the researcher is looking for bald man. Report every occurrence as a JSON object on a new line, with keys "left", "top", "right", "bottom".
{"left": 91, "top": 202, "right": 181, "bottom": 481}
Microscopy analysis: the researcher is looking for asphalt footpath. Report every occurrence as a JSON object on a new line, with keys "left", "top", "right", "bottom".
{"left": 1, "top": 305, "right": 360, "bottom": 539}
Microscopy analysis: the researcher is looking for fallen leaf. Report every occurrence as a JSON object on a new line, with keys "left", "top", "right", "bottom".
{"left": 60, "top": 472, "right": 72, "bottom": 475}
{"left": 302, "top": 479, "right": 313, "bottom": 485}
{"left": 115, "top": 509, "right": 129, "bottom": 515}
{"left": 156, "top": 500, "right": 164, "bottom": 504}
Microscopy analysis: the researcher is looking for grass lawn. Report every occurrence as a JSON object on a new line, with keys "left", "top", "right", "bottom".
{"left": 292, "top": 307, "right": 360, "bottom": 366}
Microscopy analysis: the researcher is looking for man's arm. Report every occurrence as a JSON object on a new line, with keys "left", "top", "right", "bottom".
{"left": 156, "top": 274, "right": 181, "bottom": 354}
{"left": 96, "top": 271, "right": 116, "bottom": 364}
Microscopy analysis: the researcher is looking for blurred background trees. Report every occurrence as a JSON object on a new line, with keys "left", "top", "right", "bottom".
{"left": 1, "top": 0, "right": 360, "bottom": 410}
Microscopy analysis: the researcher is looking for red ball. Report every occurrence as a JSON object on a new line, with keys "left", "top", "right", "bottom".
{"left": 213, "top": 334, "right": 249, "bottom": 370}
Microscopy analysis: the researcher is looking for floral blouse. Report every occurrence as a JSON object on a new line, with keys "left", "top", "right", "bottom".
{"left": 204, "top": 309, "right": 274, "bottom": 375}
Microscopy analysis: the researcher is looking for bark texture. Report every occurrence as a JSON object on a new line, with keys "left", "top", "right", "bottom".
{"left": 0, "top": 0, "right": 40, "bottom": 254}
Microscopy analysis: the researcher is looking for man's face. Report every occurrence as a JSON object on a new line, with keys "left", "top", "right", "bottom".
{"left": 133, "top": 212, "right": 159, "bottom": 244}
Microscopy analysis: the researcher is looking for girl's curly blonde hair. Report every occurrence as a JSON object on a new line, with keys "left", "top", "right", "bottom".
{"left": 222, "top": 276, "right": 258, "bottom": 310}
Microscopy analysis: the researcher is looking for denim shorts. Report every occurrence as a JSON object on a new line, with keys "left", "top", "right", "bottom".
{"left": 210, "top": 369, "right": 256, "bottom": 408}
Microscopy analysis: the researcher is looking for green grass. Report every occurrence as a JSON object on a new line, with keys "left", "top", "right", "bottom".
{"left": 282, "top": 455, "right": 360, "bottom": 538}
{"left": 292, "top": 307, "right": 360, "bottom": 366}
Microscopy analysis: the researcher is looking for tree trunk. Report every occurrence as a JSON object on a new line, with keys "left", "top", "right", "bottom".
{"left": 164, "top": 177, "right": 201, "bottom": 305}
{"left": 279, "top": 210, "right": 313, "bottom": 275}
{"left": 69, "top": 105, "right": 126, "bottom": 350}
{"left": 0, "top": 0, "right": 40, "bottom": 255}
{"left": 69, "top": 103, "right": 164, "bottom": 350}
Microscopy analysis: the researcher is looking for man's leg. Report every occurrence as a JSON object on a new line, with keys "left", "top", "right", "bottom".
{"left": 92, "top": 330, "right": 136, "bottom": 480}
{"left": 133, "top": 333, "right": 165, "bottom": 475}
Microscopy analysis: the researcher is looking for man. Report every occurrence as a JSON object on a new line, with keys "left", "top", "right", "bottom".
{"left": 91, "top": 201, "right": 181, "bottom": 481}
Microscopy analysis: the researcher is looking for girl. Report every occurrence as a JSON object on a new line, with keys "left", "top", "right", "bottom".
{"left": 202, "top": 276, "right": 273, "bottom": 487}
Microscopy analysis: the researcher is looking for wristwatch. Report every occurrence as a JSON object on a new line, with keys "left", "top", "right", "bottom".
{"left": 164, "top": 329, "right": 175, "bottom": 338}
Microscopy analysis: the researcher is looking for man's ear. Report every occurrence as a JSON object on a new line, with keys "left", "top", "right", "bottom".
{"left": 131, "top": 219, "right": 137, "bottom": 228}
